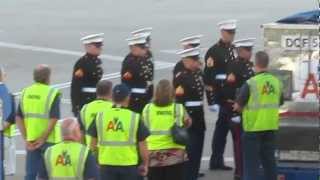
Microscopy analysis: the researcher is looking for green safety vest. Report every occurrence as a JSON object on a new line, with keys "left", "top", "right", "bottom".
{"left": 143, "top": 103, "right": 185, "bottom": 150}
{"left": 44, "top": 141, "right": 89, "bottom": 180}
{"left": 96, "top": 107, "right": 139, "bottom": 166}
{"left": 80, "top": 99, "right": 113, "bottom": 146}
{"left": 21, "top": 83, "right": 61, "bottom": 143}
{"left": 242, "top": 73, "right": 282, "bottom": 132}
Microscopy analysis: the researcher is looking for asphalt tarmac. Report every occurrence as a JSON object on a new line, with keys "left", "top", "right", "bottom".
{"left": 0, "top": 0, "right": 316, "bottom": 179}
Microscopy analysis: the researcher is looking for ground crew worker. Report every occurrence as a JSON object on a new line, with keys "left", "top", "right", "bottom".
{"left": 142, "top": 79, "right": 191, "bottom": 180}
{"left": 16, "top": 64, "right": 61, "bottom": 180}
{"left": 0, "top": 67, "right": 16, "bottom": 176}
{"left": 174, "top": 35, "right": 203, "bottom": 77}
{"left": 88, "top": 84, "right": 150, "bottom": 180}
{"left": 71, "top": 33, "right": 104, "bottom": 116}
{"left": 79, "top": 80, "right": 113, "bottom": 146}
{"left": 173, "top": 47, "right": 205, "bottom": 180}
{"left": 204, "top": 19, "right": 237, "bottom": 171}
{"left": 38, "top": 118, "right": 98, "bottom": 180}
{"left": 121, "top": 34, "right": 154, "bottom": 113}
{"left": 233, "top": 51, "right": 283, "bottom": 180}
{"left": 225, "top": 38, "right": 255, "bottom": 180}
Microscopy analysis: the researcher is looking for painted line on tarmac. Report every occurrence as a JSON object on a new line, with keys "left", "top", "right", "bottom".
{"left": 201, "top": 156, "right": 234, "bottom": 163}
{"left": 160, "top": 47, "right": 208, "bottom": 54}
{"left": 0, "top": 41, "right": 173, "bottom": 66}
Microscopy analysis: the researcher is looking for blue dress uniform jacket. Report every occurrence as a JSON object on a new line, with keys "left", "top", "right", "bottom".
{"left": 204, "top": 39, "right": 236, "bottom": 105}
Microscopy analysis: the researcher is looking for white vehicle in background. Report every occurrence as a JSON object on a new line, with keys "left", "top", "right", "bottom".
{"left": 261, "top": 10, "right": 319, "bottom": 179}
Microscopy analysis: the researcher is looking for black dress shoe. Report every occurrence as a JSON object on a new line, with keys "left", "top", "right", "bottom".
{"left": 198, "top": 172, "right": 205, "bottom": 178}
{"left": 234, "top": 175, "right": 241, "bottom": 180}
{"left": 209, "top": 165, "right": 233, "bottom": 171}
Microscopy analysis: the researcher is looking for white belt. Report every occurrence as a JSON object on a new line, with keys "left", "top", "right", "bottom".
{"left": 185, "top": 101, "right": 203, "bottom": 107}
{"left": 131, "top": 88, "right": 147, "bottom": 94}
{"left": 82, "top": 87, "right": 96, "bottom": 93}
{"left": 215, "top": 74, "right": 227, "bottom": 80}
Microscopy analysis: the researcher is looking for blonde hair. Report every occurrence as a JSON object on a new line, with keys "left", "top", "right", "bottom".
{"left": 153, "top": 79, "right": 174, "bottom": 106}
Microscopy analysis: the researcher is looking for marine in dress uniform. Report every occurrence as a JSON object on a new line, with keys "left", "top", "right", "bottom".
{"left": 71, "top": 33, "right": 104, "bottom": 116}
{"left": 131, "top": 27, "right": 154, "bottom": 103}
{"left": 204, "top": 20, "right": 237, "bottom": 170}
{"left": 173, "top": 35, "right": 203, "bottom": 77}
{"left": 224, "top": 38, "right": 255, "bottom": 180}
{"left": 173, "top": 47, "right": 205, "bottom": 180}
{"left": 121, "top": 33, "right": 154, "bottom": 114}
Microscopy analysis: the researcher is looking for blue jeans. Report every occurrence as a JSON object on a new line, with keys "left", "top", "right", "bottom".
{"left": 242, "top": 131, "right": 277, "bottom": 180}
{"left": 25, "top": 143, "right": 52, "bottom": 180}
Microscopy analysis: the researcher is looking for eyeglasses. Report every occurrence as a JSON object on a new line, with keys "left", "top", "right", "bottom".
{"left": 225, "top": 30, "right": 236, "bottom": 34}
{"left": 92, "top": 42, "right": 103, "bottom": 48}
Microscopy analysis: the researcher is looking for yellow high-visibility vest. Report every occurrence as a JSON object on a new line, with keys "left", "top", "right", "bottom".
{"left": 44, "top": 141, "right": 89, "bottom": 179}
{"left": 96, "top": 107, "right": 139, "bottom": 166}
{"left": 21, "top": 83, "right": 61, "bottom": 143}
{"left": 142, "top": 103, "right": 185, "bottom": 150}
{"left": 80, "top": 99, "right": 113, "bottom": 146}
{"left": 242, "top": 73, "right": 282, "bottom": 132}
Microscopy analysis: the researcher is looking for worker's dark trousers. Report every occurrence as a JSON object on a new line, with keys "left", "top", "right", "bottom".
{"left": 242, "top": 131, "right": 277, "bottom": 180}
{"left": 230, "top": 122, "right": 243, "bottom": 178}
{"left": 210, "top": 106, "right": 230, "bottom": 167}
{"left": 100, "top": 165, "right": 138, "bottom": 180}
{"left": 148, "top": 163, "right": 185, "bottom": 180}
{"left": 185, "top": 130, "right": 205, "bottom": 180}
{"left": 25, "top": 143, "right": 52, "bottom": 180}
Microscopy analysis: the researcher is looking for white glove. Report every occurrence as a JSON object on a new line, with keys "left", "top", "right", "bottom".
{"left": 209, "top": 104, "right": 220, "bottom": 112}
{"left": 231, "top": 116, "right": 241, "bottom": 123}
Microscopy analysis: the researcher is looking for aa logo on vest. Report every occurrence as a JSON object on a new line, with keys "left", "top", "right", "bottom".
{"left": 262, "top": 81, "right": 275, "bottom": 95}
{"left": 106, "top": 118, "right": 124, "bottom": 132}
{"left": 56, "top": 151, "right": 72, "bottom": 166}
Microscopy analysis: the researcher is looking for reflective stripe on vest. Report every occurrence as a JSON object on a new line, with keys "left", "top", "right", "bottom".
{"left": 44, "top": 142, "right": 89, "bottom": 180}
{"left": 143, "top": 103, "right": 185, "bottom": 150}
{"left": 21, "top": 83, "right": 60, "bottom": 142}
{"left": 80, "top": 100, "right": 113, "bottom": 132}
{"left": 143, "top": 103, "right": 183, "bottom": 136}
{"left": 246, "top": 78, "right": 279, "bottom": 110}
{"left": 21, "top": 87, "right": 57, "bottom": 119}
{"left": 242, "top": 73, "right": 282, "bottom": 132}
{"left": 98, "top": 112, "right": 137, "bottom": 146}
{"left": 96, "top": 108, "right": 139, "bottom": 165}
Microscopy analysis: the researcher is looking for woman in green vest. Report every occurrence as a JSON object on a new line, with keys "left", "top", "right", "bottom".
{"left": 142, "top": 79, "right": 192, "bottom": 180}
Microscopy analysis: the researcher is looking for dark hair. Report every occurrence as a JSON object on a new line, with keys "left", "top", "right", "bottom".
{"left": 96, "top": 80, "right": 113, "bottom": 97}
{"left": 153, "top": 79, "right": 174, "bottom": 107}
{"left": 255, "top": 51, "right": 269, "bottom": 68}
{"left": 33, "top": 64, "right": 51, "bottom": 84}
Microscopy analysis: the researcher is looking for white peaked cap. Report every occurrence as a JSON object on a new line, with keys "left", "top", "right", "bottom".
{"left": 80, "top": 33, "right": 104, "bottom": 44}
{"left": 180, "top": 35, "right": 204, "bottom": 46}
{"left": 131, "top": 27, "right": 153, "bottom": 37}
{"left": 234, "top": 38, "right": 256, "bottom": 48}
{"left": 217, "top": 19, "right": 237, "bottom": 30}
{"left": 177, "top": 47, "right": 201, "bottom": 58}
{"left": 126, "top": 33, "right": 148, "bottom": 46}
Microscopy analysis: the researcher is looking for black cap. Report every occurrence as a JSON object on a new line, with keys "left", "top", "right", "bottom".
{"left": 112, "top": 84, "right": 130, "bottom": 102}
